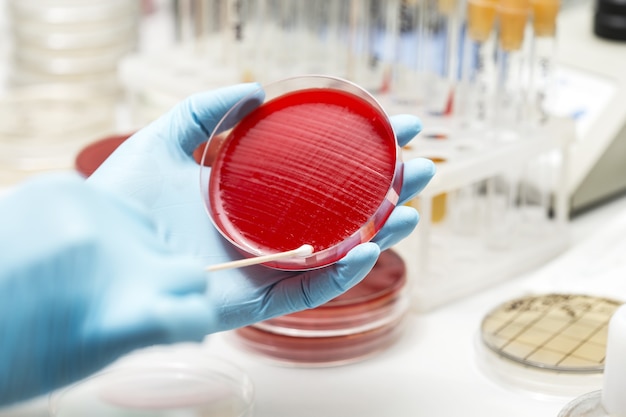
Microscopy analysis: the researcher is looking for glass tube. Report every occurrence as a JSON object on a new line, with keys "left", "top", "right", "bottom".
{"left": 391, "top": 0, "right": 460, "bottom": 114}
{"left": 493, "top": 0, "right": 530, "bottom": 138}
{"left": 527, "top": 0, "right": 559, "bottom": 126}
{"left": 456, "top": 0, "right": 498, "bottom": 129}
{"left": 348, "top": 0, "right": 400, "bottom": 95}
{"left": 391, "top": 0, "right": 423, "bottom": 105}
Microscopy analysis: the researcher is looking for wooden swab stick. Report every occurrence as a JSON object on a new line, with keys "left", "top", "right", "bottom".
{"left": 205, "top": 244, "right": 314, "bottom": 272}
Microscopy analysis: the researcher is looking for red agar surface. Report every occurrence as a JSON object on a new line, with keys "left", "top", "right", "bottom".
{"left": 209, "top": 88, "right": 397, "bottom": 254}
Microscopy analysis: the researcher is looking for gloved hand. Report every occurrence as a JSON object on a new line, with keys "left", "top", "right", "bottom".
{"left": 89, "top": 83, "right": 435, "bottom": 331}
{"left": 0, "top": 84, "right": 434, "bottom": 407}
{"left": 0, "top": 173, "right": 213, "bottom": 406}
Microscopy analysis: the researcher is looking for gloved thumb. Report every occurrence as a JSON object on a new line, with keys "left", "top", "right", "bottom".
{"left": 148, "top": 83, "right": 264, "bottom": 156}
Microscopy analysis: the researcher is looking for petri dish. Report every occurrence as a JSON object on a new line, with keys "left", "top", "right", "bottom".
{"left": 9, "top": 0, "right": 138, "bottom": 26}
{"left": 234, "top": 316, "right": 406, "bottom": 367}
{"left": 74, "top": 133, "right": 133, "bottom": 177}
{"left": 49, "top": 345, "right": 254, "bottom": 417}
{"left": 232, "top": 249, "right": 410, "bottom": 366}
{"left": 0, "top": 85, "right": 116, "bottom": 185}
{"left": 481, "top": 293, "right": 622, "bottom": 373}
{"left": 255, "top": 249, "right": 407, "bottom": 336}
{"left": 199, "top": 75, "right": 402, "bottom": 270}
{"left": 74, "top": 133, "right": 209, "bottom": 178}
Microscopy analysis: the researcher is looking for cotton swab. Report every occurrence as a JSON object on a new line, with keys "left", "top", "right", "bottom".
{"left": 205, "top": 244, "right": 314, "bottom": 272}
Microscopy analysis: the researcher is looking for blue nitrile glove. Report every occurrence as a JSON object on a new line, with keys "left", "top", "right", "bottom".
{"left": 89, "top": 82, "right": 435, "bottom": 332}
{"left": 0, "top": 173, "right": 213, "bottom": 407}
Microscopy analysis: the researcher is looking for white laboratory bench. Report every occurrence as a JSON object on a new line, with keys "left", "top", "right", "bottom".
{"left": 3, "top": 193, "right": 625, "bottom": 417}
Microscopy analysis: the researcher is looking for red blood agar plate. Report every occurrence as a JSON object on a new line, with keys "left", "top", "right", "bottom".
{"left": 74, "top": 133, "right": 132, "bottom": 177}
{"left": 199, "top": 76, "right": 403, "bottom": 270}
{"left": 232, "top": 250, "right": 410, "bottom": 366}
{"left": 75, "top": 133, "right": 209, "bottom": 178}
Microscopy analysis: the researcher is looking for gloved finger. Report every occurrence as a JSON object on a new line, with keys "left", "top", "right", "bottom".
{"left": 372, "top": 206, "right": 419, "bottom": 251}
{"left": 390, "top": 114, "right": 422, "bottom": 147}
{"left": 158, "top": 259, "right": 208, "bottom": 296}
{"left": 260, "top": 242, "right": 380, "bottom": 317}
{"left": 149, "top": 83, "right": 263, "bottom": 156}
{"left": 151, "top": 294, "right": 217, "bottom": 343}
{"left": 398, "top": 157, "right": 436, "bottom": 205}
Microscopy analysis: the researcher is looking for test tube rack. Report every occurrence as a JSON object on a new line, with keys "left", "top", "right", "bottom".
{"left": 392, "top": 114, "right": 575, "bottom": 312}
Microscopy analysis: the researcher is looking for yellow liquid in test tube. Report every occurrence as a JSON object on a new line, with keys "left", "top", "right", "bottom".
{"left": 467, "top": 0, "right": 498, "bottom": 42}
{"left": 498, "top": 0, "right": 530, "bottom": 51}
{"left": 531, "top": 0, "right": 559, "bottom": 36}
{"left": 406, "top": 157, "right": 447, "bottom": 223}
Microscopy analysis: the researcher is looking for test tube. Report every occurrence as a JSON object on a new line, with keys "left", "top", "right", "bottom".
{"left": 528, "top": 0, "right": 559, "bottom": 126}
{"left": 493, "top": 0, "right": 531, "bottom": 137}
{"left": 391, "top": 0, "right": 422, "bottom": 105}
{"left": 456, "top": 0, "right": 498, "bottom": 129}
{"left": 348, "top": 0, "right": 400, "bottom": 95}
{"left": 392, "top": 0, "right": 460, "bottom": 114}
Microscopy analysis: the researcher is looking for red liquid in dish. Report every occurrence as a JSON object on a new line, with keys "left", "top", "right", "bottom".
{"left": 209, "top": 88, "right": 398, "bottom": 255}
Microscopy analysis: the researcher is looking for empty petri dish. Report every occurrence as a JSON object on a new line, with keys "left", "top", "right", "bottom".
{"left": 481, "top": 293, "right": 623, "bottom": 373}
{"left": 232, "top": 249, "right": 409, "bottom": 366}
{"left": 49, "top": 345, "right": 254, "bottom": 417}
{"left": 199, "top": 75, "right": 402, "bottom": 270}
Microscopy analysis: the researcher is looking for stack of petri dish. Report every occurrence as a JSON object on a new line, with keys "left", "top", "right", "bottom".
{"left": 7, "top": 0, "right": 139, "bottom": 95}
{"left": 232, "top": 249, "right": 410, "bottom": 367}
{"left": 0, "top": 85, "right": 117, "bottom": 187}
{"left": 0, "top": 0, "right": 137, "bottom": 187}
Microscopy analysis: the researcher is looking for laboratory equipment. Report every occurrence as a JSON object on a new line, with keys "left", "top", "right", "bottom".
{"left": 7, "top": 0, "right": 139, "bottom": 95}
{"left": 199, "top": 75, "right": 402, "bottom": 270}
{"left": 528, "top": 0, "right": 560, "bottom": 126}
{"left": 593, "top": 0, "right": 626, "bottom": 41}
{"left": 557, "top": 304, "right": 626, "bottom": 417}
{"left": 348, "top": 0, "right": 400, "bottom": 94}
{"left": 550, "top": 4, "right": 626, "bottom": 215}
{"left": 477, "top": 293, "right": 620, "bottom": 397}
{"left": 394, "top": 114, "right": 574, "bottom": 311}
{"left": 0, "top": 85, "right": 116, "bottom": 187}
{"left": 493, "top": 0, "right": 531, "bottom": 135}
{"left": 456, "top": 0, "right": 499, "bottom": 129}
{"left": 391, "top": 0, "right": 460, "bottom": 114}
{"left": 48, "top": 345, "right": 254, "bottom": 417}
{"left": 231, "top": 249, "right": 409, "bottom": 366}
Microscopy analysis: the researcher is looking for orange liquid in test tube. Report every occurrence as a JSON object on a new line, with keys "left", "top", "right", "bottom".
{"left": 467, "top": 0, "right": 498, "bottom": 42}
{"left": 497, "top": 0, "right": 530, "bottom": 51}
{"left": 531, "top": 0, "right": 559, "bottom": 36}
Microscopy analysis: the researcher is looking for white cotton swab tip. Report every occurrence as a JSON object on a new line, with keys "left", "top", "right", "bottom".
{"left": 205, "top": 244, "right": 314, "bottom": 272}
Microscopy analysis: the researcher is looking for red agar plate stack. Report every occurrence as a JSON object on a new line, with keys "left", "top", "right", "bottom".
{"left": 232, "top": 249, "right": 409, "bottom": 367}
{"left": 199, "top": 75, "right": 403, "bottom": 270}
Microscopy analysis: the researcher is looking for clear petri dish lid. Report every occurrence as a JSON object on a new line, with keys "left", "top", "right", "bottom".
{"left": 49, "top": 345, "right": 254, "bottom": 417}
{"left": 9, "top": 0, "right": 139, "bottom": 26}
{"left": 199, "top": 75, "right": 402, "bottom": 270}
{"left": 13, "top": 18, "right": 137, "bottom": 50}
{"left": 14, "top": 42, "right": 135, "bottom": 75}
